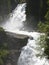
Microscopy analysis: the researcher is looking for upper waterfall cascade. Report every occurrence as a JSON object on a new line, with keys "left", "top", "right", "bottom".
{"left": 2, "top": 3, "right": 26, "bottom": 31}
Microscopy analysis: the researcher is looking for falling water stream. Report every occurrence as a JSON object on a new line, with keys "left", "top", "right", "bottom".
{"left": 1, "top": 3, "right": 49, "bottom": 65}
{"left": 1, "top": 3, "right": 26, "bottom": 31}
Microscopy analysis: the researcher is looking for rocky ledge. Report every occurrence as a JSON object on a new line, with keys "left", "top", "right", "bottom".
{"left": 5, "top": 31, "right": 29, "bottom": 65}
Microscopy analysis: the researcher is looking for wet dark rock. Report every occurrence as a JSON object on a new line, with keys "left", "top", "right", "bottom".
{"left": 5, "top": 31, "right": 29, "bottom": 65}
{"left": 29, "top": 37, "right": 33, "bottom": 40}
{"left": 0, "top": 28, "right": 29, "bottom": 65}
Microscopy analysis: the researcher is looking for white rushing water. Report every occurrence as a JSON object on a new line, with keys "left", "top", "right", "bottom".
{"left": 1, "top": 3, "right": 49, "bottom": 65}
{"left": 2, "top": 3, "right": 26, "bottom": 31}
{"left": 17, "top": 32, "right": 49, "bottom": 65}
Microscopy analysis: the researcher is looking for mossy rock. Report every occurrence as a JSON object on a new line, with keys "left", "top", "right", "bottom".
{"left": 0, "top": 27, "right": 4, "bottom": 32}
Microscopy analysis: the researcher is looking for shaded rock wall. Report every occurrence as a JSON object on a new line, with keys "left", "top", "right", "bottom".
{"left": 5, "top": 33, "right": 28, "bottom": 65}
{"left": 25, "top": 0, "right": 47, "bottom": 30}
{"left": 26, "top": 0, "right": 41, "bottom": 30}
{"left": 0, "top": 0, "right": 19, "bottom": 22}
{"left": 0, "top": 28, "right": 29, "bottom": 65}
{"left": 0, "top": 0, "right": 11, "bottom": 22}
{"left": 26, "top": 0, "right": 41, "bottom": 18}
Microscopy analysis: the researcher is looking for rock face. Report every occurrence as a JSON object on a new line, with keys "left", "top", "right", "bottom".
{"left": 25, "top": 0, "right": 41, "bottom": 30}
{"left": 0, "top": 0, "right": 10, "bottom": 22}
{"left": 26, "top": 0, "right": 41, "bottom": 17}
{"left": 0, "top": 28, "right": 29, "bottom": 65}
{"left": 5, "top": 32, "right": 28, "bottom": 65}
{"left": 6, "top": 31, "right": 29, "bottom": 39}
{"left": 0, "top": 0, "right": 18, "bottom": 23}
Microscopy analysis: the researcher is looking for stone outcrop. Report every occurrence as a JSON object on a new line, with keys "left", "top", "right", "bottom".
{"left": 0, "top": 28, "right": 29, "bottom": 65}
{"left": 5, "top": 31, "right": 28, "bottom": 65}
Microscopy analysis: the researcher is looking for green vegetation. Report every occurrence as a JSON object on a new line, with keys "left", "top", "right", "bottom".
{"left": 19, "top": 0, "right": 26, "bottom": 3}
{"left": 0, "top": 27, "right": 9, "bottom": 65}
{"left": 38, "top": 0, "right": 49, "bottom": 58}
{"left": 38, "top": 21, "right": 49, "bottom": 33}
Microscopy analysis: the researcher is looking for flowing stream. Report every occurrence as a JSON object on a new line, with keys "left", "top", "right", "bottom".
{"left": 1, "top": 3, "right": 49, "bottom": 65}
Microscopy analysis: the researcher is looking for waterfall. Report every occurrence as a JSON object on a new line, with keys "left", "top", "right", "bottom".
{"left": 1, "top": 3, "right": 49, "bottom": 65}
{"left": 17, "top": 32, "right": 49, "bottom": 65}
{"left": 1, "top": 3, "right": 26, "bottom": 31}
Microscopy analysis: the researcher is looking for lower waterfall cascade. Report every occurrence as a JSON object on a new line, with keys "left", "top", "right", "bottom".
{"left": 17, "top": 32, "right": 49, "bottom": 65}
{"left": 1, "top": 3, "right": 49, "bottom": 65}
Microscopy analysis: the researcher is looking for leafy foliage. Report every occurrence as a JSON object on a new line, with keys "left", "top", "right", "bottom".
{"left": 38, "top": 0, "right": 49, "bottom": 59}
{"left": 38, "top": 21, "right": 49, "bottom": 33}
{"left": 36, "top": 35, "right": 47, "bottom": 58}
